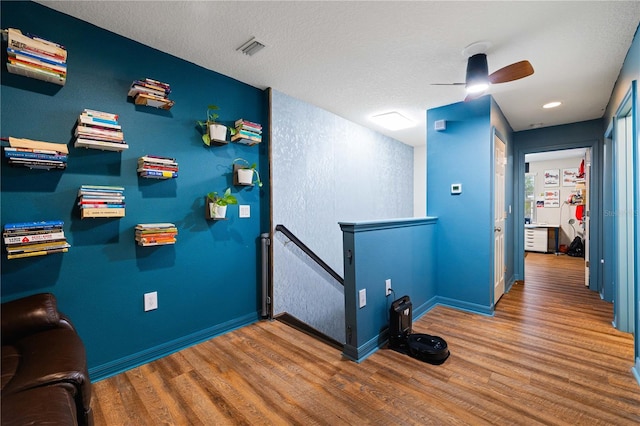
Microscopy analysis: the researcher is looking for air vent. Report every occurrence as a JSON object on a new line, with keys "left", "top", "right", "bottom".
{"left": 237, "top": 38, "right": 266, "bottom": 56}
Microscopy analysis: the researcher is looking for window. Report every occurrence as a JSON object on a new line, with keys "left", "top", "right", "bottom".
{"left": 524, "top": 173, "right": 536, "bottom": 223}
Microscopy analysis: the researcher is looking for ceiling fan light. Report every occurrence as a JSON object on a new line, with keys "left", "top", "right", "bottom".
{"left": 465, "top": 53, "right": 489, "bottom": 94}
{"left": 466, "top": 82, "right": 489, "bottom": 94}
{"left": 543, "top": 101, "right": 562, "bottom": 109}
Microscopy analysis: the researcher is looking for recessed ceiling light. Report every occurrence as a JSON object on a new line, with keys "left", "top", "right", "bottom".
{"left": 370, "top": 112, "right": 415, "bottom": 131}
{"left": 543, "top": 101, "right": 562, "bottom": 109}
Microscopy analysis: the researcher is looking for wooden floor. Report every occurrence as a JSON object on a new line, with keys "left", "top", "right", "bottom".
{"left": 92, "top": 253, "right": 639, "bottom": 425}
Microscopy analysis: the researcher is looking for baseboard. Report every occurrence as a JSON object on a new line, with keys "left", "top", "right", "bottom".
{"left": 342, "top": 332, "right": 385, "bottom": 363}
{"left": 89, "top": 311, "right": 260, "bottom": 381}
{"left": 433, "top": 296, "right": 494, "bottom": 316}
{"left": 633, "top": 357, "right": 640, "bottom": 388}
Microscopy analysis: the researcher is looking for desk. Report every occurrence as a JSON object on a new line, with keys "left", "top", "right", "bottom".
{"left": 525, "top": 224, "right": 560, "bottom": 253}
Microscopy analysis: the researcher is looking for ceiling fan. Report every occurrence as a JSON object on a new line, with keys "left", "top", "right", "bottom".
{"left": 433, "top": 42, "right": 534, "bottom": 101}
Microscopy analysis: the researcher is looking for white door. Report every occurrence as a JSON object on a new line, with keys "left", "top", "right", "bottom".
{"left": 494, "top": 134, "right": 506, "bottom": 303}
{"left": 583, "top": 149, "right": 591, "bottom": 287}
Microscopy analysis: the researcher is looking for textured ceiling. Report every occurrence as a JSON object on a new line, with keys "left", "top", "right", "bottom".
{"left": 37, "top": 1, "right": 640, "bottom": 147}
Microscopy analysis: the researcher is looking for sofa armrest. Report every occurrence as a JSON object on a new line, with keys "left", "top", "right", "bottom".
{"left": 1, "top": 293, "right": 71, "bottom": 344}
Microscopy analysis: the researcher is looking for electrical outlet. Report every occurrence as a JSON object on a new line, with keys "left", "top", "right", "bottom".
{"left": 385, "top": 279, "right": 392, "bottom": 296}
{"left": 144, "top": 291, "right": 158, "bottom": 312}
{"left": 358, "top": 289, "right": 366, "bottom": 308}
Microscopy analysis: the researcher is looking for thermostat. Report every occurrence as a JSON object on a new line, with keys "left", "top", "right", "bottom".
{"left": 451, "top": 183, "right": 462, "bottom": 194}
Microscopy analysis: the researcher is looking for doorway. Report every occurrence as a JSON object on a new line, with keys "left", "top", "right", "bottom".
{"left": 523, "top": 148, "right": 589, "bottom": 285}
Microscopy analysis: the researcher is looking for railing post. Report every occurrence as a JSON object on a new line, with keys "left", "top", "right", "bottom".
{"left": 260, "top": 233, "right": 271, "bottom": 318}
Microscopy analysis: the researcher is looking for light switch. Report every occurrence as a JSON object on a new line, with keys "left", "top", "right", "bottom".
{"left": 359, "top": 289, "right": 366, "bottom": 308}
{"left": 239, "top": 205, "right": 250, "bottom": 218}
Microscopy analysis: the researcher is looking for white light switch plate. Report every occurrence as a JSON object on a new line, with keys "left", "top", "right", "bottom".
{"left": 239, "top": 205, "right": 250, "bottom": 218}
{"left": 144, "top": 292, "right": 158, "bottom": 312}
{"left": 359, "top": 289, "right": 366, "bottom": 308}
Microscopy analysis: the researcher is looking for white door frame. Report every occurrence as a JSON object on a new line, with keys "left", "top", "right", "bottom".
{"left": 494, "top": 133, "right": 507, "bottom": 304}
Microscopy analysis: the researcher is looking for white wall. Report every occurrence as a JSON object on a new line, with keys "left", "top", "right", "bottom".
{"left": 527, "top": 156, "right": 585, "bottom": 246}
{"left": 270, "top": 89, "right": 414, "bottom": 338}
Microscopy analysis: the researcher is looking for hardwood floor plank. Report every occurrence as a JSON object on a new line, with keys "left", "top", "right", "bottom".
{"left": 91, "top": 253, "right": 639, "bottom": 425}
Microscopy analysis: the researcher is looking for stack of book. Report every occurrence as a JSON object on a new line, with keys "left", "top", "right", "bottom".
{"left": 3, "top": 220, "right": 70, "bottom": 260}
{"left": 4, "top": 137, "right": 68, "bottom": 170}
{"left": 74, "top": 109, "right": 128, "bottom": 152}
{"left": 137, "top": 155, "right": 178, "bottom": 179}
{"left": 128, "top": 78, "right": 174, "bottom": 110}
{"left": 135, "top": 223, "right": 178, "bottom": 246}
{"left": 78, "top": 185, "right": 125, "bottom": 219}
{"left": 232, "top": 119, "right": 262, "bottom": 145}
{"left": 5, "top": 28, "right": 67, "bottom": 85}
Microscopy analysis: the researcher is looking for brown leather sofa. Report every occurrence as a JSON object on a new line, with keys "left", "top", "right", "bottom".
{"left": 1, "top": 293, "right": 93, "bottom": 425}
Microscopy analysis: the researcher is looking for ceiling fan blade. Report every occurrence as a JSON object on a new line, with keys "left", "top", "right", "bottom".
{"left": 489, "top": 60, "right": 534, "bottom": 84}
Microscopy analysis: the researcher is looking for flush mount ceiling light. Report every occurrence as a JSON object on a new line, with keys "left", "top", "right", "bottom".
{"left": 371, "top": 112, "right": 415, "bottom": 131}
{"left": 543, "top": 101, "right": 562, "bottom": 109}
{"left": 237, "top": 37, "right": 266, "bottom": 56}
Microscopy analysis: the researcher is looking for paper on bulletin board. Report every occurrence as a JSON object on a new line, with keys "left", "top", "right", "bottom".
{"left": 543, "top": 190, "right": 560, "bottom": 208}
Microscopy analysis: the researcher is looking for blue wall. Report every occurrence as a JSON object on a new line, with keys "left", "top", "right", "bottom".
{"left": 426, "top": 96, "right": 512, "bottom": 313}
{"left": 340, "top": 218, "right": 438, "bottom": 361}
{"left": 1, "top": 1, "right": 269, "bottom": 379}
{"left": 602, "top": 23, "right": 639, "bottom": 381}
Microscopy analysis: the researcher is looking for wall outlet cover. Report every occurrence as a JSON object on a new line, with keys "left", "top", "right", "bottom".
{"left": 144, "top": 291, "right": 158, "bottom": 312}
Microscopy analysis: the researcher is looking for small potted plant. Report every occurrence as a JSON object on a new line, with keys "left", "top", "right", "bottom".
{"left": 207, "top": 188, "right": 237, "bottom": 219}
{"left": 233, "top": 157, "right": 263, "bottom": 187}
{"left": 196, "top": 105, "right": 227, "bottom": 146}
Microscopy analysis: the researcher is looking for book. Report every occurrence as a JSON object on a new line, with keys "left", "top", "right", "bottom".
{"left": 75, "top": 125, "right": 124, "bottom": 140}
{"left": 3, "top": 227, "right": 63, "bottom": 237}
{"left": 235, "top": 119, "right": 262, "bottom": 130}
{"left": 4, "top": 231, "right": 66, "bottom": 244}
{"left": 4, "top": 146, "right": 61, "bottom": 155}
{"left": 80, "top": 185, "right": 124, "bottom": 192}
{"left": 4, "top": 149, "right": 67, "bottom": 162}
{"left": 8, "top": 137, "right": 68, "bottom": 154}
{"left": 6, "top": 46, "right": 66, "bottom": 66}
{"left": 80, "top": 208, "right": 125, "bottom": 218}
{"left": 137, "top": 164, "right": 178, "bottom": 172}
{"left": 136, "top": 223, "right": 176, "bottom": 230}
{"left": 232, "top": 132, "right": 262, "bottom": 143}
{"left": 75, "top": 139, "right": 129, "bottom": 152}
{"left": 4, "top": 220, "right": 64, "bottom": 230}
{"left": 7, "top": 28, "right": 67, "bottom": 61}
{"left": 7, "top": 159, "right": 66, "bottom": 169}
{"left": 7, "top": 247, "right": 69, "bottom": 260}
{"left": 138, "top": 170, "right": 178, "bottom": 179}
{"left": 6, "top": 62, "right": 65, "bottom": 83}
{"left": 138, "top": 155, "right": 177, "bottom": 165}
{"left": 6, "top": 242, "right": 71, "bottom": 254}
{"left": 78, "top": 114, "right": 121, "bottom": 129}
{"left": 83, "top": 109, "right": 118, "bottom": 121}
{"left": 8, "top": 56, "right": 67, "bottom": 78}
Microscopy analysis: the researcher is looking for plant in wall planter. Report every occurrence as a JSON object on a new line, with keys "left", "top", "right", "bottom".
{"left": 207, "top": 188, "right": 237, "bottom": 219}
{"left": 233, "top": 157, "right": 263, "bottom": 187}
{"left": 196, "top": 105, "right": 227, "bottom": 146}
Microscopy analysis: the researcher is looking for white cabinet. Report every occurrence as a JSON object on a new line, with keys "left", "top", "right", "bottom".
{"left": 525, "top": 227, "right": 548, "bottom": 252}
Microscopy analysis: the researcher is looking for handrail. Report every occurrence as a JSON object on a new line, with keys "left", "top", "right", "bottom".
{"left": 275, "top": 224, "right": 344, "bottom": 285}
